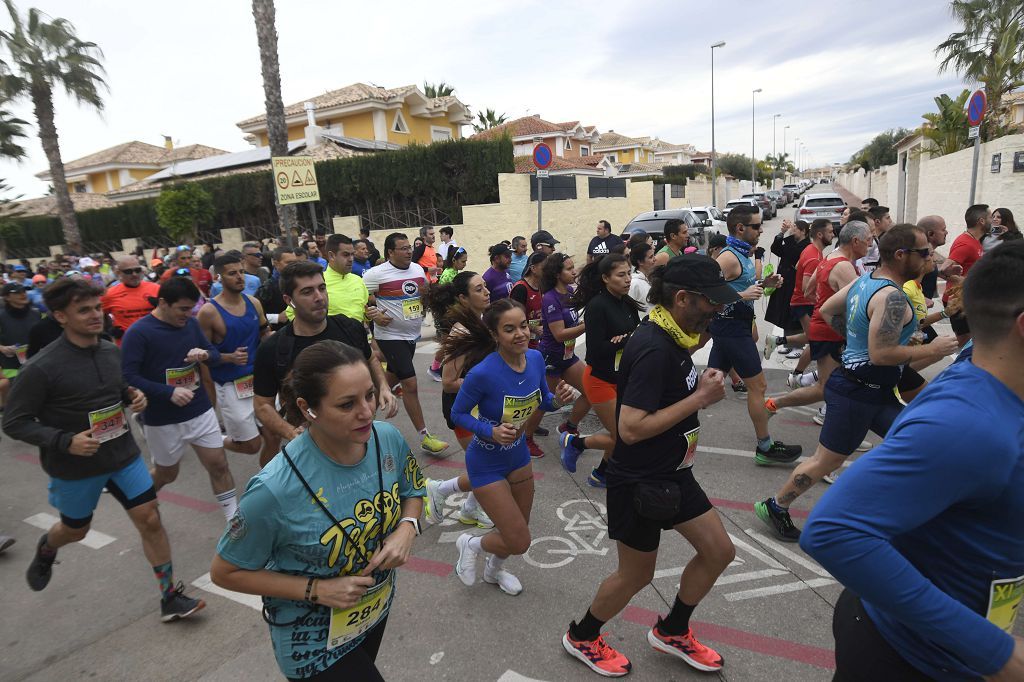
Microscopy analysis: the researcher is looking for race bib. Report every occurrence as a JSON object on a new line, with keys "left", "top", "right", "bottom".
{"left": 165, "top": 364, "right": 199, "bottom": 391}
{"left": 88, "top": 402, "right": 128, "bottom": 443}
{"left": 327, "top": 572, "right": 393, "bottom": 650}
{"left": 677, "top": 426, "right": 700, "bottom": 469}
{"left": 986, "top": 574, "right": 1024, "bottom": 632}
{"left": 614, "top": 349, "right": 623, "bottom": 372}
{"left": 502, "top": 390, "right": 542, "bottom": 429}
{"left": 233, "top": 374, "right": 254, "bottom": 400}
{"left": 402, "top": 298, "right": 423, "bottom": 320}
{"left": 563, "top": 339, "right": 575, "bottom": 360}
{"left": 15, "top": 344, "right": 27, "bottom": 365}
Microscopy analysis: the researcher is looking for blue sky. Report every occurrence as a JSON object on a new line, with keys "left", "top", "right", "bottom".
{"left": 0, "top": 0, "right": 969, "bottom": 198}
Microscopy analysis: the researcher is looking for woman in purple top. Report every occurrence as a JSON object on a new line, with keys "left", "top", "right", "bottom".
{"left": 539, "top": 253, "right": 591, "bottom": 437}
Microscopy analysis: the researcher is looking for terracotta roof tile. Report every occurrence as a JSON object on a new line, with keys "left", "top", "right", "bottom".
{"left": 57, "top": 141, "right": 229, "bottom": 175}
{"left": 14, "top": 192, "right": 116, "bottom": 217}
{"left": 595, "top": 131, "right": 645, "bottom": 149}
{"left": 513, "top": 154, "right": 604, "bottom": 173}
{"left": 472, "top": 115, "right": 567, "bottom": 141}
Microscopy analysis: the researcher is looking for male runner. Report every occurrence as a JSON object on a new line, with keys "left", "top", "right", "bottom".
{"left": 530, "top": 230, "right": 559, "bottom": 256}
{"left": 708, "top": 205, "right": 801, "bottom": 464}
{"left": 254, "top": 246, "right": 297, "bottom": 329}
{"left": 102, "top": 255, "right": 159, "bottom": 344}
{"left": 3, "top": 278, "right": 205, "bottom": 620}
{"left": 653, "top": 219, "right": 688, "bottom": 266}
{"left": 252, "top": 261, "right": 397, "bottom": 467}
{"left": 352, "top": 239, "right": 373, "bottom": 276}
{"left": 121, "top": 277, "right": 241, "bottom": 520}
{"left": 0, "top": 282, "right": 43, "bottom": 386}
{"left": 943, "top": 204, "right": 990, "bottom": 346}
{"left": 437, "top": 225, "right": 458, "bottom": 263}
{"left": 508, "top": 235, "right": 529, "bottom": 282}
{"left": 587, "top": 220, "right": 624, "bottom": 264}
{"left": 482, "top": 243, "right": 514, "bottom": 301}
{"left": 284, "top": 233, "right": 368, "bottom": 322}
{"left": 160, "top": 245, "right": 213, "bottom": 296}
{"left": 363, "top": 233, "right": 449, "bottom": 455}
{"left": 801, "top": 241, "right": 1024, "bottom": 680}
{"left": 755, "top": 225, "right": 958, "bottom": 541}
{"left": 241, "top": 242, "right": 269, "bottom": 284}
{"left": 198, "top": 253, "right": 269, "bottom": 455}
{"left": 415, "top": 225, "right": 440, "bottom": 283}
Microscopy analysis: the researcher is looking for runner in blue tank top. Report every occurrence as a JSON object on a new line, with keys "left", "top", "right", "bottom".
{"left": 755, "top": 224, "right": 959, "bottom": 542}
{"left": 709, "top": 205, "right": 802, "bottom": 465}
{"left": 198, "top": 253, "right": 270, "bottom": 456}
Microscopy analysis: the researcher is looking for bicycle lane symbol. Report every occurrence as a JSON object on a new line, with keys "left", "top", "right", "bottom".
{"left": 523, "top": 499, "right": 609, "bottom": 569}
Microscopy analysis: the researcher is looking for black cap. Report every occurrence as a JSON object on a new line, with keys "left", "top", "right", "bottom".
{"left": 530, "top": 230, "right": 560, "bottom": 248}
{"left": 1, "top": 282, "right": 26, "bottom": 295}
{"left": 489, "top": 243, "right": 512, "bottom": 258}
{"left": 662, "top": 254, "right": 741, "bottom": 305}
{"left": 708, "top": 233, "right": 727, "bottom": 249}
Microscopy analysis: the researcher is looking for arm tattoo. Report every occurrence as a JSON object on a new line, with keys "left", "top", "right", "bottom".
{"left": 828, "top": 313, "right": 847, "bottom": 337}
{"left": 876, "top": 289, "right": 908, "bottom": 347}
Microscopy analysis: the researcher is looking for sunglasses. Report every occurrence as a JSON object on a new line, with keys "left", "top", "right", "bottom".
{"left": 899, "top": 247, "right": 932, "bottom": 258}
{"left": 121, "top": 267, "right": 143, "bottom": 275}
{"left": 684, "top": 289, "right": 722, "bottom": 306}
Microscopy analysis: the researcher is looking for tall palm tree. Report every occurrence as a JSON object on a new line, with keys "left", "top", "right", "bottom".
{"left": 251, "top": 0, "right": 296, "bottom": 244}
{"left": 472, "top": 108, "right": 508, "bottom": 133}
{"left": 423, "top": 81, "right": 455, "bottom": 98}
{"left": 0, "top": 107, "right": 26, "bottom": 262}
{"left": 921, "top": 89, "right": 972, "bottom": 156}
{"left": 0, "top": 1, "right": 105, "bottom": 254}
{"left": 936, "top": 0, "right": 1024, "bottom": 140}
{"left": 0, "top": 106, "right": 27, "bottom": 158}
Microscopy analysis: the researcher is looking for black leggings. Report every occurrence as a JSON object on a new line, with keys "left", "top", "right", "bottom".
{"left": 287, "top": 616, "right": 388, "bottom": 681}
{"left": 832, "top": 590, "right": 934, "bottom": 681}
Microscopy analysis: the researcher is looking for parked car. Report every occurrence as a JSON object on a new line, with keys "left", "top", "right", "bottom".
{"left": 765, "top": 190, "right": 786, "bottom": 209}
{"left": 795, "top": 192, "right": 847, "bottom": 226}
{"left": 722, "top": 198, "right": 762, "bottom": 220}
{"left": 689, "top": 205, "right": 727, "bottom": 234}
{"left": 781, "top": 184, "right": 801, "bottom": 201}
{"left": 741, "top": 193, "right": 777, "bottom": 219}
{"left": 623, "top": 208, "right": 714, "bottom": 253}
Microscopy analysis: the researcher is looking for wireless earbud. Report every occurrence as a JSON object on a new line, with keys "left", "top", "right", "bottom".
{"left": 306, "top": 408, "right": 317, "bottom": 419}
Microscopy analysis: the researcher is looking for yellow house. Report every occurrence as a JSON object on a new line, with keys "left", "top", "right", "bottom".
{"left": 36, "top": 140, "right": 227, "bottom": 195}
{"left": 594, "top": 131, "right": 658, "bottom": 165}
{"left": 236, "top": 83, "right": 472, "bottom": 147}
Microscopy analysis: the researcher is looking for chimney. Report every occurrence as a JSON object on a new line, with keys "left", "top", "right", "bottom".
{"left": 304, "top": 101, "right": 317, "bottom": 127}
{"left": 162, "top": 135, "right": 173, "bottom": 150}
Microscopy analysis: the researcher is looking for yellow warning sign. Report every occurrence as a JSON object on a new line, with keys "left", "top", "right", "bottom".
{"left": 271, "top": 156, "right": 320, "bottom": 205}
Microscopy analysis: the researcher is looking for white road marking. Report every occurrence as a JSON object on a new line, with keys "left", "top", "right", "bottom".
{"left": 727, "top": 532, "right": 787, "bottom": 570}
{"left": 415, "top": 342, "right": 439, "bottom": 355}
{"left": 744, "top": 529, "right": 833, "bottom": 577}
{"left": 724, "top": 577, "right": 836, "bottom": 602}
{"left": 191, "top": 572, "right": 263, "bottom": 611}
{"left": 716, "top": 568, "right": 790, "bottom": 585}
{"left": 23, "top": 513, "right": 116, "bottom": 549}
{"left": 497, "top": 671, "right": 552, "bottom": 682}
{"left": 429, "top": 652, "right": 445, "bottom": 665}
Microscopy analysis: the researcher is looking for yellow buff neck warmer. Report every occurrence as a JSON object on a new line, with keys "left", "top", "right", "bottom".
{"left": 648, "top": 304, "right": 701, "bottom": 350}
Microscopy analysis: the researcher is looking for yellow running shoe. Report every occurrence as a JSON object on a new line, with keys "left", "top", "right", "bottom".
{"left": 421, "top": 433, "right": 450, "bottom": 455}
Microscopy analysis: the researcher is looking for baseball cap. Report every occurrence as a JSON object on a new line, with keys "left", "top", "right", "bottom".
{"left": 150, "top": 258, "right": 163, "bottom": 268}
{"left": 13, "top": 265, "right": 27, "bottom": 272}
{"left": 489, "top": 243, "right": 512, "bottom": 258}
{"left": 662, "top": 253, "right": 740, "bottom": 305}
{"left": 2, "top": 282, "right": 26, "bottom": 295}
{"left": 708, "top": 233, "right": 727, "bottom": 250}
{"left": 530, "top": 230, "right": 560, "bottom": 248}
{"left": 78, "top": 256, "right": 98, "bottom": 268}
{"left": 31, "top": 274, "right": 46, "bottom": 284}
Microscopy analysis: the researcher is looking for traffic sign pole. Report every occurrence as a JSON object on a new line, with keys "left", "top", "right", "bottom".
{"left": 532, "top": 143, "right": 553, "bottom": 232}
{"left": 537, "top": 172, "right": 543, "bottom": 232}
{"left": 966, "top": 89, "right": 986, "bottom": 206}
{"left": 969, "top": 135, "right": 981, "bottom": 205}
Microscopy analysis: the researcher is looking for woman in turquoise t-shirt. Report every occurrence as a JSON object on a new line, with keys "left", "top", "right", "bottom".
{"left": 211, "top": 340, "right": 425, "bottom": 681}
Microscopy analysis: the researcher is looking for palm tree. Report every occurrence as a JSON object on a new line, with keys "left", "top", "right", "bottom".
{"left": 251, "top": 0, "right": 296, "bottom": 245}
{"left": 472, "top": 108, "right": 508, "bottom": 133}
{"left": 0, "top": 1, "right": 105, "bottom": 254}
{"left": 423, "top": 81, "right": 455, "bottom": 98}
{"left": 0, "top": 106, "right": 26, "bottom": 262}
{"left": 936, "top": 0, "right": 1024, "bottom": 140}
{"left": 0, "top": 106, "right": 27, "bottom": 158}
{"left": 921, "top": 89, "right": 972, "bottom": 156}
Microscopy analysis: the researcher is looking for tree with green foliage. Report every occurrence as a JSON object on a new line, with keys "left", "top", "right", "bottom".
{"left": 0, "top": 0, "right": 106, "bottom": 255}
{"left": 849, "top": 128, "right": 913, "bottom": 170}
{"left": 423, "top": 81, "right": 455, "bottom": 98}
{"left": 921, "top": 89, "right": 972, "bottom": 156}
{"left": 156, "top": 183, "right": 215, "bottom": 244}
{"left": 936, "top": 0, "right": 1024, "bottom": 141}
{"left": 472, "top": 108, "right": 508, "bottom": 132}
{"left": 0, "top": 179, "right": 26, "bottom": 263}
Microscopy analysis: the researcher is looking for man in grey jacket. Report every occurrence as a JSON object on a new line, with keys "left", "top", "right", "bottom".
{"left": 2, "top": 277, "right": 206, "bottom": 622}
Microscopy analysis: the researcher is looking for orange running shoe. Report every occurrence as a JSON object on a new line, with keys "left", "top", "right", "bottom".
{"left": 648, "top": 620, "right": 724, "bottom": 672}
{"left": 562, "top": 629, "right": 632, "bottom": 677}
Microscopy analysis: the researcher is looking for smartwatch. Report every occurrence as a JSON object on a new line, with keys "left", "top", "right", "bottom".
{"left": 399, "top": 516, "right": 421, "bottom": 535}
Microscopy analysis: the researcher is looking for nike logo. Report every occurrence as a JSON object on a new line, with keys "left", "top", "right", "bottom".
{"left": 518, "top": 379, "right": 526, "bottom": 385}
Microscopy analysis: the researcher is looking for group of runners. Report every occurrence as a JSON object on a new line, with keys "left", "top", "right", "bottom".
{"left": 2, "top": 198, "right": 1022, "bottom": 680}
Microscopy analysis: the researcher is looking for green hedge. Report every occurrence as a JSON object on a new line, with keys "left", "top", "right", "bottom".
{"left": 11, "top": 137, "right": 514, "bottom": 249}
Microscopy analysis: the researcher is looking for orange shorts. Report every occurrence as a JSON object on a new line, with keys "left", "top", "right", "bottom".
{"left": 454, "top": 426, "right": 473, "bottom": 440}
{"left": 582, "top": 365, "right": 617, "bottom": 405}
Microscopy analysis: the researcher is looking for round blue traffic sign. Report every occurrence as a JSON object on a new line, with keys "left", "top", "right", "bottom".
{"left": 533, "top": 143, "right": 553, "bottom": 170}
{"left": 967, "top": 89, "right": 987, "bottom": 127}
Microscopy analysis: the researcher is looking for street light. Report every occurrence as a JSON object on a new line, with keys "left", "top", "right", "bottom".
{"left": 710, "top": 40, "right": 725, "bottom": 206}
{"left": 783, "top": 125, "right": 790, "bottom": 183}
{"left": 794, "top": 138, "right": 800, "bottom": 176}
{"left": 771, "top": 113, "right": 781, "bottom": 190}
{"left": 751, "top": 88, "right": 762, "bottom": 191}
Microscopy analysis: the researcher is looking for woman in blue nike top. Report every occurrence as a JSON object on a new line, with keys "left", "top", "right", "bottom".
{"left": 450, "top": 299, "right": 574, "bottom": 595}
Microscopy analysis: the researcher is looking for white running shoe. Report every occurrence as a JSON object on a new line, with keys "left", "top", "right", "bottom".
{"left": 785, "top": 347, "right": 804, "bottom": 359}
{"left": 855, "top": 440, "right": 872, "bottom": 452}
{"left": 459, "top": 505, "right": 494, "bottom": 529}
{"left": 483, "top": 561, "right": 523, "bottom": 596}
{"left": 812, "top": 406, "right": 826, "bottom": 426}
{"left": 823, "top": 471, "right": 840, "bottom": 485}
{"left": 423, "top": 479, "right": 445, "bottom": 525}
{"left": 454, "top": 533, "right": 479, "bottom": 586}
{"left": 786, "top": 373, "right": 801, "bottom": 389}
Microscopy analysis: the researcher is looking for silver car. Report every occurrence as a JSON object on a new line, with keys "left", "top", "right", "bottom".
{"left": 689, "top": 205, "right": 727, "bottom": 233}
{"left": 795, "top": 192, "right": 846, "bottom": 226}
{"left": 722, "top": 198, "right": 762, "bottom": 220}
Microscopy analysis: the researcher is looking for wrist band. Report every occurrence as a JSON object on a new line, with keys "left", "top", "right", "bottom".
{"left": 310, "top": 578, "right": 319, "bottom": 603}
{"left": 305, "top": 576, "right": 315, "bottom": 601}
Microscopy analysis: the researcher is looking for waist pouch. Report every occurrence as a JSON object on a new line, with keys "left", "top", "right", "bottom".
{"left": 632, "top": 481, "right": 681, "bottom": 521}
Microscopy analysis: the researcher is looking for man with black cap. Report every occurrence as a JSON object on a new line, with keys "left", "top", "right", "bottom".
{"left": 563, "top": 254, "right": 737, "bottom": 677}
{"left": 0, "top": 281, "right": 43, "bottom": 386}
{"left": 531, "top": 230, "right": 560, "bottom": 256}
{"left": 483, "top": 243, "right": 514, "bottom": 300}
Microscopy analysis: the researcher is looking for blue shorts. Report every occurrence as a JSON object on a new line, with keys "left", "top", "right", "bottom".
{"left": 543, "top": 350, "right": 579, "bottom": 377}
{"left": 708, "top": 334, "right": 763, "bottom": 379}
{"left": 465, "top": 439, "right": 531, "bottom": 488}
{"left": 818, "top": 372, "right": 902, "bottom": 457}
{"left": 48, "top": 455, "right": 156, "bottom": 527}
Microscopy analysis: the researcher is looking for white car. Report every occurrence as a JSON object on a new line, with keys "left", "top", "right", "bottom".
{"left": 722, "top": 198, "right": 762, "bottom": 219}
{"left": 689, "top": 206, "right": 727, "bottom": 233}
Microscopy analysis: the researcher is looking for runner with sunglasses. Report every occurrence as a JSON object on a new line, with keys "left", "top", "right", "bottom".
{"left": 212, "top": 340, "right": 425, "bottom": 681}
{"left": 101, "top": 255, "right": 159, "bottom": 345}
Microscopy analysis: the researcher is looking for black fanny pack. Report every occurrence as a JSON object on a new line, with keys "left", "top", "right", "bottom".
{"left": 632, "top": 480, "right": 681, "bottom": 521}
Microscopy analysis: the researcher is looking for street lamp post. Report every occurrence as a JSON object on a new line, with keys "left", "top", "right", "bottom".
{"left": 751, "top": 88, "right": 762, "bottom": 191}
{"left": 783, "top": 125, "right": 790, "bottom": 184}
{"left": 771, "top": 113, "right": 781, "bottom": 191}
{"left": 710, "top": 41, "right": 725, "bottom": 206}
{"left": 794, "top": 138, "right": 800, "bottom": 176}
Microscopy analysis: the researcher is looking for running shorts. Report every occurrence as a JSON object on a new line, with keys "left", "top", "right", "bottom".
{"left": 818, "top": 372, "right": 902, "bottom": 457}
{"left": 832, "top": 590, "right": 934, "bottom": 681}
{"left": 465, "top": 440, "right": 531, "bottom": 488}
{"left": 144, "top": 408, "right": 223, "bottom": 466}
{"left": 543, "top": 350, "right": 579, "bottom": 377}
{"left": 441, "top": 391, "right": 473, "bottom": 440}
{"left": 377, "top": 339, "right": 417, "bottom": 381}
{"left": 896, "top": 366, "right": 925, "bottom": 395}
{"left": 809, "top": 340, "right": 843, "bottom": 363}
{"left": 215, "top": 381, "right": 260, "bottom": 443}
{"left": 790, "top": 304, "right": 814, "bottom": 323}
{"left": 707, "top": 334, "right": 763, "bottom": 379}
{"left": 582, "top": 365, "right": 617, "bottom": 405}
{"left": 48, "top": 455, "right": 155, "bottom": 527}
{"left": 606, "top": 468, "right": 713, "bottom": 553}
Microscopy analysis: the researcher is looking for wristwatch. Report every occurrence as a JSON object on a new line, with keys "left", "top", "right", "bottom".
{"left": 399, "top": 516, "right": 421, "bottom": 535}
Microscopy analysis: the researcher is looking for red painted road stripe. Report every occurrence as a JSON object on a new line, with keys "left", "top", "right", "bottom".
{"left": 157, "top": 490, "right": 221, "bottom": 514}
{"left": 14, "top": 452, "right": 38, "bottom": 464}
{"left": 622, "top": 605, "right": 835, "bottom": 670}
{"left": 710, "top": 497, "right": 810, "bottom": 519}
{"left": 404, "top": 555, "right": 453, "bottom": 578}
{"left": 778, "top": 418, "right": 818, "bottom": 428}
{"left": 425, "top": 457, "right": 546, "bottom": 480}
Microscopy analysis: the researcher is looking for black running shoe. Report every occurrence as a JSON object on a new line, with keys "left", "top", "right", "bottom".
{"left": 754, "top": 499, "right": 802, "bottom": 542}
{"left": 731, "top": 381, "right": 748, "bottom": 393}
{"left": 26, "top": 534, "right": 58, "bottom": 591}
{"left": 754, "top": 440, "right": 802, "bottom": 465}
{"left": 160, "top": 582, "right": 206, "bottom": 623}
{"left": 534, "top": 426, "right": 549, "bottom": 437}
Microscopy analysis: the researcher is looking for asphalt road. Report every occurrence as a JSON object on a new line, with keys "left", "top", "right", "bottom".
{"left": 0, "top": 193, "right": 996, "bottom": 681}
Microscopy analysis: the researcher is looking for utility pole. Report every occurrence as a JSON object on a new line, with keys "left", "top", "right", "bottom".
{"left": 772, "top": 114, "right": 781, "bottom": 191}
{"left": 710, "top": 41, "right": 725, "bottom": 206}
{"left": 751, "top": 88, "right": 762, "bottom": 191}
